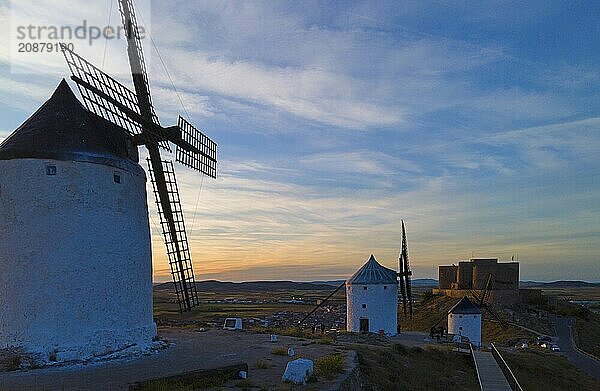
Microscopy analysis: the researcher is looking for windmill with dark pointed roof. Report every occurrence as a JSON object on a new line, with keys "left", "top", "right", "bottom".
{"left": 0, "top": 0, "right": 218, "bottom": 363}
{"left": 0, "top": 79, "right": 140, "bottom": 172}
{"left": 0, "top": 80, "right": 157, "bottom": 361}
{"left": 346, "top": 254, "right": 399, "bottom": 334}
{"left": 448, "top": 296, "right": 482, "bottom": 347}
{"left": 298, "top": 222, "right": 416, "bottom": 334}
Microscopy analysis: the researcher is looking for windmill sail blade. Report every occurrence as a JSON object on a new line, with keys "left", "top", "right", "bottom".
{"left": 147, "top": 158, "right": 200, "bottom": 312}
{"left": 176, "top": 116, "right": 218, "bottom": 178}
{"left": 60, "top": 44, "right": 169, "bottom": 150}
{"left": 405, "top": 268, "right": 413, "bottom": 318}
{"left": 483, "top": 305, "right": 507, "bottom": 328}
{"left": 398, "top": 252, "right": 407, "bottom": 316}
{"left": 481, "top": 274, "right": 493, "bottom": 305}
{"left": 118, "top": 0, "right": 157, "bottom": 125}
{"left": 401, "top": 220, "right": 413, "bottom": 318}
{"left": 469, "top": 289, "right": 483, "bottom": 304}
{"left": 298, "top": 282, "right": 345, "bottom": 325}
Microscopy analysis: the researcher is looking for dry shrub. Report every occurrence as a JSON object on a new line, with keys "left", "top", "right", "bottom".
{"left": 315, "top": 353, "right": 345, "bottom": 379}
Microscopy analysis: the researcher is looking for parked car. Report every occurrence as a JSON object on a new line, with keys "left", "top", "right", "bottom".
{"left": 550, "top": 344, "right": 561, "bottom": 352}
{"left": 537, "top": 335, "right": 552, "bottom": 343}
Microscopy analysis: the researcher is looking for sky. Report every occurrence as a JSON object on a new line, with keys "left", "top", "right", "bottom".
{"left": 0, "top": 1, "right": 599, "bottom": 282}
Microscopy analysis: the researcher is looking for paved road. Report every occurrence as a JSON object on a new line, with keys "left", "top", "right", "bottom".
{"left": 472, "top": 350, "right": 512, "bottom": 391}
{"left": 553, "top": 316, "right": 600, "bottom": 381}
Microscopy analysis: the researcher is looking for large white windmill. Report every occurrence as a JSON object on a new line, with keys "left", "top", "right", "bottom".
{"left": 0, "top": 0, "right": 217, "bottom": 362}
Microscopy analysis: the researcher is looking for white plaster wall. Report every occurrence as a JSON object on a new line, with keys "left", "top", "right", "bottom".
{"left": 0, "top": 158, "right": 156, "bottom": 361}
{"left": 448, "top": 313, "right": 481, "bottom": 347}
{"left": 346, "top": 283, "right": 398, "bottom": 335}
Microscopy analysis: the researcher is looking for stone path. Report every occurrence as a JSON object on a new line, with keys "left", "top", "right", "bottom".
{"left": 472, "top": 350, "right": 512, "bottom": 391}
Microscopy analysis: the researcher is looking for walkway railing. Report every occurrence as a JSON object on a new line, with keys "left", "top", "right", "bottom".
{"left": 470, "top": 344, "right": 485, "bottom": 391}
{"left": 490, "top": 343, "right": 524, "bottom": 391}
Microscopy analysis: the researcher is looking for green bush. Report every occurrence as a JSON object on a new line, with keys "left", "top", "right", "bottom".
{"left": 421, "top": 289, "right": 437, "bottom": 303}
{"left": 255, "top": 359, "right": 270, "bottom": 369}
{"left": 271, "top": 347, "right": 288, "bottom": 356}
{"left": 556, "top": 303, "right": 590, "bottom": 320}
{"left": 3, "top": 353, "right": 22, "bottom": 372}
{"left": 315, "top": 353, "right": 345, "bottom": 379}
{"left": 276, "top": 327, "right": 314, "bottom": 339}
{"left": 317, "top": 335, "right": 335, "bottom": 345}
{"left": 136, "top": 374, "right": 228, "bottom": 391}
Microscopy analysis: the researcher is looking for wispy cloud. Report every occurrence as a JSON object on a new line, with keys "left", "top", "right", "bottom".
{"left": 480, "top": 117, "right": 600, "bottom": 168}
{"left": 154, "top": 49, "right": 403, "bottom": 129}
{"left": 1, "top": 1, "right": 599, "bottom": 282}
{"left": 467, "top": 89, "right": 573, "bottom": 121}
{"left": 300, "top": 150, "right": 420, "bottom": 176}
{"left": 0, "top": 73, "right": 56, "bottom": 112}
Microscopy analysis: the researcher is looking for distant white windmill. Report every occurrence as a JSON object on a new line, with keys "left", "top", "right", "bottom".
{"left": 346, "top": 254, "right": 399, "bottom": 334}
{"left": 298, "top": 221, "right": 414, "bottom": 335}
{"left": 448, "top": 296, "right": 482, "bottom": 347}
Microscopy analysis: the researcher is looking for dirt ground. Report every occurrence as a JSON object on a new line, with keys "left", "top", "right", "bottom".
{"left": 0, "top": 328, "right": 356, "bottom": 391}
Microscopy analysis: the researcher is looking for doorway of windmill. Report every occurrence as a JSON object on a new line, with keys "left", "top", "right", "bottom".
{"left": 360, "top": 318, "right": 369, "bottom": 333}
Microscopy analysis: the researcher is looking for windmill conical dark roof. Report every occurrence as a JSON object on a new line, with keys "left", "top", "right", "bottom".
{"left": 347, "top": 254, "right": 398, "bottom": 285}
{"left": 0, "top": 79, "right": 141, "bottom": 173}
{"left": 448, "top": 296, "right": 482, "bottom": 315}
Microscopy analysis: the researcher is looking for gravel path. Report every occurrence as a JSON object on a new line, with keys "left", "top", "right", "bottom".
{"left": 0, "top": 328, "right": 355, "bottom": 391}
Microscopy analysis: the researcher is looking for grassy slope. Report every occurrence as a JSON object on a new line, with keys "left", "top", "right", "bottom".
{"left": 503, "top": 350, "right": 600, "bottom": 391}
{"left": 397, "top": 295, "right": 456, "bottom": 332}
{"left": 573, "top": 311, "right": 600, "bottom": 359}
{"left": 481, "top": 321, "right": 532, "bottom": 346}
{"left": 398, "top": 295, "right": 534, "bottom": 346}
{"left": 353, "top": 344, "right": 479, "bottom": 391}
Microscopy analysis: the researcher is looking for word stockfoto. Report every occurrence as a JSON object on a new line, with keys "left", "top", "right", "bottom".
{"left": 15, "top": 20, "right": 147, "bottom": 45}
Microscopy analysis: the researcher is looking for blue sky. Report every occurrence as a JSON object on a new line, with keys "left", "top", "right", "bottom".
{"left": 1, "top": 1, "right": 599, "bottom": 282}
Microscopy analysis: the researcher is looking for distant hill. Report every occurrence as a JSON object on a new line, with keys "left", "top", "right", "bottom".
{"left": 154, "top": 279, "right": 598, "bottom": 292}
{"left": 155, "top": 280, "right": 337, "bottom": 292}
{"left": 154, "top": 278, "right": 440, "bottom": 292}
{"left": 412, "top": 278, "right": 439, "bottom": 287}
{"left": 312, "top": 278, "right": 438, "bottom": 287}
{"left": 311, "top": 279, "right": 599, "bottom": 289}
{"left": 310, "top": 278, "right": 438, "bottom": 287}
{"left": 310, "top": 280, "right": 345, "bottom": 287}
{"left": 521, "top": 280, "right": 600, "bottom": 288}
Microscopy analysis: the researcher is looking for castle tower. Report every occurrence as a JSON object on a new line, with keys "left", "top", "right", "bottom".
{"left": 0, "top": 81, "right": 156, "bottom": 362}
{"left": 346, "top": 255, "right": 398, "bottom": 335}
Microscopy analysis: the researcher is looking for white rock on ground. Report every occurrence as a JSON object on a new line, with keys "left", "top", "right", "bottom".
{"left": 281, "top": 358, "right": 314, "bottom": 385}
